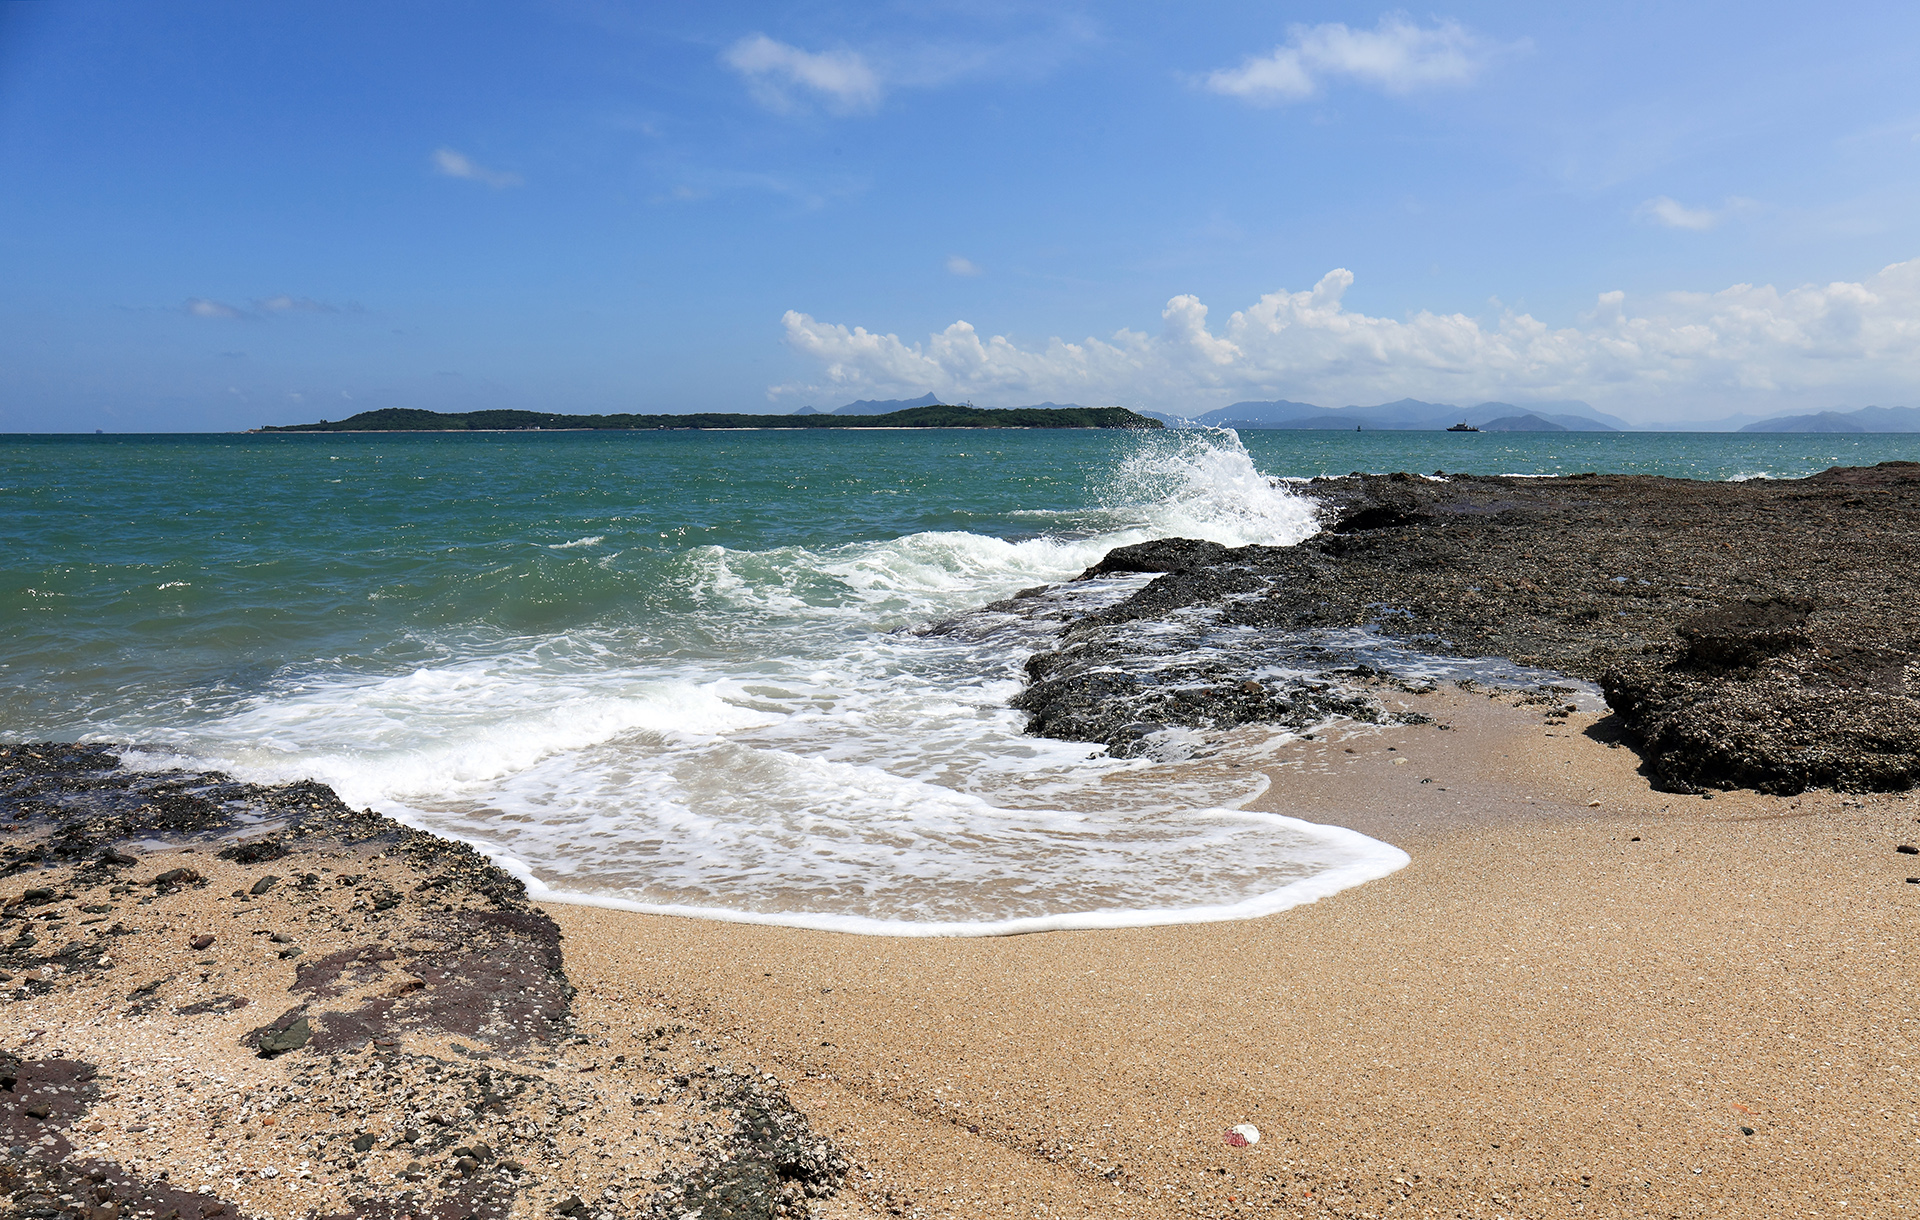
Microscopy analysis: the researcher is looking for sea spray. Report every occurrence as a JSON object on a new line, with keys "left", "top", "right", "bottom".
{"left": 7, "top": 428, "right": 1407, "bottom": 933}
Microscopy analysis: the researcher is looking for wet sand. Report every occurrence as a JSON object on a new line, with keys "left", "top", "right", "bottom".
{"left": 554, "top": 691, "right": 1920, "bottom": 1218}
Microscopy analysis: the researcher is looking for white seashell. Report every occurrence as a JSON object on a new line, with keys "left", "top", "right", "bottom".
{"left": 1230, "top": 1123, "right": 1261, "bottom": 1145}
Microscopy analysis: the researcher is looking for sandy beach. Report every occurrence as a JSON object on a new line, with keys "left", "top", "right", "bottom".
{"left": 2, "top": 690, "right": 1909, "bottom": 1219}
{"left": 3, "top": 464, "right": 1917, "bottom": 1219}
{"left": 555, "top": 690, "right": 1919, "bottom": 1218}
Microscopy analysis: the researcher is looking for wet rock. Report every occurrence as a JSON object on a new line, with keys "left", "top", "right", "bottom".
{"left": 1330, "top": 503, "right": 1429, "bottom": 533}
{"left": 1675, "top": 596, "right": 1814, "bottom": 670}
{"left": 1074, "top": 537, "right": 1232, "bottom": 578}
{"left": 249, "top": 876, "right": 279, "bottom": 896}
{"left": 217, "top": 839, "right": 287, "bottom": 865}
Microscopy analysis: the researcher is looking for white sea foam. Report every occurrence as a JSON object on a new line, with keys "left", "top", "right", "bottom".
{"left": 122, "top": 429, "right": 1408, "bottom": 935}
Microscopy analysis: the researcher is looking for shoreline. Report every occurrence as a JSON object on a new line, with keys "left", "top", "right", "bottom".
{"left": 554, "top": 689, "right": 1920, "bottom": 1218}
{"left": 3, "top": 461, "right": 1917, "bottom": 1217}
{"left": 8, "top": 695, "right": 1912, "bottom": 1218}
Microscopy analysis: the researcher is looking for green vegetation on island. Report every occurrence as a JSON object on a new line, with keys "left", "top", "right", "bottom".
{"left": 257, "top": 405, "right": 1162, "bottom": 432}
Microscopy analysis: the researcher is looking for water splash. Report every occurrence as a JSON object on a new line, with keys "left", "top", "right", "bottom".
{"left": 83, "top": 429, "right": 1408, "bottom": 935}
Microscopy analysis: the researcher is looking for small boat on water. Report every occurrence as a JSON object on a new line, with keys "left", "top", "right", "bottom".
{"left": 1446, "top": 422, "right": 1480, "bottom": 432}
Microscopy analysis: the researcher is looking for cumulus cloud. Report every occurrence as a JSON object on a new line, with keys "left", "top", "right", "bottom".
{"left": 723, "top": 34, "right": 882, "bottom": 115}
{"left": 946, "top": 255, "right": 983, "bottom": 277}
{"left": 432, "top": 147, "right": 524, "bottom": 188}
{"left": 773, "top": 258, "right": 1920, "bottom": 418}
{"left": 185, "top": 298, "right": 245, "bottom": 319}
{"left": 1202, "top": 13, "right": 1501, "bottom": 103}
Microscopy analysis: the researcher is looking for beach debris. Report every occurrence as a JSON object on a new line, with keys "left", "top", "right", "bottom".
{"left": 255, "top": 1013, "right": 311, "bottom": 1057}
{"left": 218, "top": 838, "right": 288, "bottom": 864}
{"left": 250, "top": 874, "right": 280, "bottom": 895}
{"left": 1897, "top": 844, "right": 1918, "bottom": 854}
{"left": 1224, "top": 1123, "right": 1261, "bottom": 1147}
{"left": 188, "top": 933, "right": 215, "bottom": 950}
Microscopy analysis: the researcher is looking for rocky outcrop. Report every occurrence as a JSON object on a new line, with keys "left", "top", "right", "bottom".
{"left": 0, "top": 744, "right": 847, "bottom": 1220}
{"left": 1008, "top": 462, "right": 1920, "bottom": 792}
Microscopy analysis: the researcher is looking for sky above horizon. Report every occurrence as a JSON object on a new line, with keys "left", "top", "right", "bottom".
{"left": 5, "top": 1, "right": 1920, "bottom": 431}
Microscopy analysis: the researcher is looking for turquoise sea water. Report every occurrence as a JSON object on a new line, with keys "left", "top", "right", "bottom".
{"left": 5, "top": 427, "right": 1916, "bottom": 932}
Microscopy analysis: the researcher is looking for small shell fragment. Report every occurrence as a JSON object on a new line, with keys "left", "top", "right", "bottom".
{"left": 1225, "top": 1123, "right": 1261, "bottom": 1146}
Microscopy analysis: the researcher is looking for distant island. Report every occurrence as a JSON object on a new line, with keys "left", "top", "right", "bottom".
{"left": 256, "top": 405, "right": 1162, "bottom": 433}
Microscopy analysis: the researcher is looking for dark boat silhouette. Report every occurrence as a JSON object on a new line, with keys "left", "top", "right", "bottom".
{"left": 1446, "top": 422, "right": 1480, "bottom": 432}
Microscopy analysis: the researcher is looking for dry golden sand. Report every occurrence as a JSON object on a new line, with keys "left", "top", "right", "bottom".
{"left": 554, "top": 692, "right": 1920, "bottom": 1218}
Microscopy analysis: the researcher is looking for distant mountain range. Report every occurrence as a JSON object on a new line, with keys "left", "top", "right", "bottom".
{"left": 795, "top": 393, "right": 1919, "bottom": 432}
{"left": 1142, "top": 398, "right": 1630, "bottom": 432}
{"left": 1738, "top": 405, "right": 1920, "bottom": 433}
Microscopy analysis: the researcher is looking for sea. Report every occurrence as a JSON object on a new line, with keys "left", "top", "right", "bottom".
{"left": 5, "top": 427, "right": 1917, "bottom": 935}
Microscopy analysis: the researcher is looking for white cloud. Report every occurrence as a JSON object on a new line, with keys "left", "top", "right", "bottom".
{"left": 257, "top": 295, "right": 339, "bottom": 314}
{"left": 773, "top": 258, "right": 1920, "bottom": 419}
{"left": 723, "top": 34, "right": 882, "bottom": 115}
{"left": 185, "top": 298, "right": 245, "bottom": 319}
{"left": 1202, "top": 14, "right": 1501, "bottom": 104}
{"left": 184, "top": 295, "right": 348, "bottom": 320}
{"left": 1635, "top": 195, "right": 1758, "bottom": 231}
{"left": 719, "top": 18, "right": 1093, "bottom": 117}
{"left": 946, "top": 255, "right": 983, "bottom": 277}
{"left": 432, "top": 147, "right": 524, "bottom": 188}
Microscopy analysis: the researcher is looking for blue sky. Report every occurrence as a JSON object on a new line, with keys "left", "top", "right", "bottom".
{"left": 4, "top": 0, "right": 1920, "bottom": 430}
